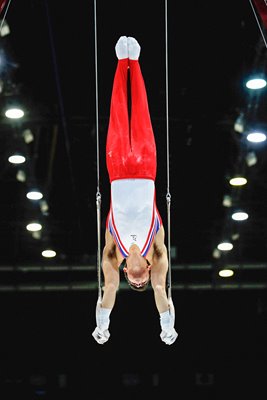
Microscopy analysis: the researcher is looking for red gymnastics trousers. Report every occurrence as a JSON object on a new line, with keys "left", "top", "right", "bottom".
{"left": 106, "top": 58, "right": 157, "bottom": 182}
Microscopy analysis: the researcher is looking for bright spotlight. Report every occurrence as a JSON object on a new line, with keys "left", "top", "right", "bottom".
{"left": 246, "top": 78, "right": 267, "bottom": 89}
{"left": 26, "top": 190, "right": 43, "bottom": 200}
{"left": 219, "top": 268, "right": 234, "bottom": 277}
{"left": 5, "top": 107, "right": 24, "bottom": 119}
{"left": 231, "top": 211, "right": 248, "bottom": 221}
{"left": 26, "top": 222, "right": 42, "bottom": 232}
{"left": 247, "top": 132, "right": 266, "bottom": 143}
{"left": 229, "top": 176, "right": 247, "bottom": 186}
{"left": 8, "top": 154, "right": 26, "bottom": 164}
{"left": 42, "top": 249, "right": 56, "bottom": 258}
{"left": 217, "top": 242, "right": 233, "bottom": 251}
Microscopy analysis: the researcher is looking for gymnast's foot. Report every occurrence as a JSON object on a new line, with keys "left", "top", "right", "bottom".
{"left": 115, "top": 36, "right": 128, "bottom": 59}
{"left": 128, "top": 37, "right": 140, "bottom": 60}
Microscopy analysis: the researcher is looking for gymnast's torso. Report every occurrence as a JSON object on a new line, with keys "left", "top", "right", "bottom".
{"left": 106, "top": 178, "right": 162, "bottom": 259}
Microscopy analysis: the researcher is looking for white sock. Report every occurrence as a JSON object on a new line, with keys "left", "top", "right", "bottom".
{"left": 127, "top": 37, "right": 141, "bottom": 60}
{"left": 115, "top": 36, "right": 128, "bottom": 59}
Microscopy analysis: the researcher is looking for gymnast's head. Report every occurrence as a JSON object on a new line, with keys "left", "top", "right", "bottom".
{"left": 123, "top": 244, "right": 151, "bottom": 291}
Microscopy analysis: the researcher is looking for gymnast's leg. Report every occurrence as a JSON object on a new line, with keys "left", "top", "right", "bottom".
{"left": 128, "top": 37, "right": 157, "bottom": 181}
{"left": 106, "top": 36, "right": 130, "bottom": 183}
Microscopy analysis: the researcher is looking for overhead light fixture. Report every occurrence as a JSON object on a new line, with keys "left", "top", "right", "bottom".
{"left": 26, "top": 222, "right": 42, "bottom": 232}
{"left": 231, "top": 233, "right": 240, "bottom": 241}
{"left": 217, "top": 241, "right": 233, "bottom": 251}
{"left": 40, "top": 199, "right": 49, "bottom": 215}
{"left": 231, "top": 211, "right": 248, "bottom": 221}
{"left": 8, "top": 153, "right": 26, "bottom": 164}
{"left": 0, "top": 19, "right": 10, "bottom": 37}
{"left": 246, "top": 77, "right": 267, "bottom": 89}
{"left": 5, "top": 107, "right": 24, "bottom": 119}
{"left": 32, "top": 231, "right": 42, "bottom": 240}
{"left": 222, "top": 194, "right": 232, "bottom": 207}
{"left": 212, "top": 248, "right": 221, "bottom": 259}
{"left": 26, "top": 190, "right": 43, "bottom": 200}
{"left": 246, "top": 132, "right": 266, "bottom": 143}
{"left": 22, "top": 129, "right": 34, "bottom": 144}
{"left": 229, "top": 176, "right": 247, "bottom": 186}
{"left": 218, "top": 268, "right": 234, "bottom": 278}
{"left": 246, "top": 151, "right": 257, "bottom": 167}
{"left": 42, "top": 249, "right": 56, "bottom": 258}
{"left": 234, "top": 113, "right": 245, "bottom": 133}
{"left": 16, "top": 169, "right": 26, "bottom": 182}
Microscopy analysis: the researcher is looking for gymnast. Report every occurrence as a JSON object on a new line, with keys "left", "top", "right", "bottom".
{"left": 92, "top": 36, "right": 178, "bottom": 345}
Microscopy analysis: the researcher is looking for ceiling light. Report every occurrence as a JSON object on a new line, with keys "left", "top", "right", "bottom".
{"left": 22, "top": 129, "right": 34, "bottom": 144}
{"left": 222, "top": 194, "right": 232, "bottom": 207}
{"left": 0, "top": 19, "right": 10, "bottom": 37}
{"left": 218, "top": 268, "right": 234, "bottom": 277}
{"left": 229, "top": 176, "right": 247, "bottom": 186}
{"left": 26, "top": 222, "right": 42, "bottom": 232}
{"left": 8, "top": 154, "right": 26, "bottom": 164}
{"left": 5, "top": 107, "right": 24, "bottom": 119}
{"left": 42, "top": 249, "right": 56, "bottom": 258}
{"left": 247, "top": 132, "right": 266, "bottom": 143}
{"left": 246, "top": 78, "right": 267, "bottom": 89}
{"left": 32, "top": 231, "right": 41, "bottom": 240}
{"left": 212, "top": 248, "right": 221, "bottom": 259}
{"left": 246, "top": 151, "right": 257, "bottom": 167}
{"left": 26, "top": 190, "right": 43, "bottom": 200}
{"left": 234, "top": 113, "right": 244, "bottom": 133}
{"left": 217, "top": 241, "right": 233, "bottom": 251}
{"left": 40, "top": 200, "right": 49, "bottom": 215}
{"left": 231, "top": 211, "right": 248, "bottom": 221}
{"left": 16, "top": 169, "right": 26, "bottom": 182}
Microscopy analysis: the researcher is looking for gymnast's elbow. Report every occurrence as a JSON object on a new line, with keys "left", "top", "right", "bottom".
{"left": 103, "top": 281, "right": 120, "bottom": 294}
{"left": 151, "top": 282, "right": 166, "bottom": 295}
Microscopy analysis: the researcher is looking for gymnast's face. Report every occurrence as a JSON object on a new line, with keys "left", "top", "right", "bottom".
{"left": 123, "top": 250, "right": 151, "bottom": 289}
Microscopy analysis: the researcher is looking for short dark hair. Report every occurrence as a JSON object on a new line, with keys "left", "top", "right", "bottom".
{"left": 123, "top": 266, "right": 150, "bottom": 292}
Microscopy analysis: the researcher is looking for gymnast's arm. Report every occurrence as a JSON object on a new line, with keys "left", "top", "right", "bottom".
{"left": 101, "top": 229, "right": 120, "bottom": 309}
{"left": 92, "top": 229, "right": 119, "bottom": 344}
{"left": 151, "top": 226, "right": 178, "bottom": 345}
{"left": 150, "top": 226, "right": 170, "bottom": 313}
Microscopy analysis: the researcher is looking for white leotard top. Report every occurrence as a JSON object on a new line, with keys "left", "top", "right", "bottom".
{"left": 107, "top": 179, "right": 162, "bottom": 258}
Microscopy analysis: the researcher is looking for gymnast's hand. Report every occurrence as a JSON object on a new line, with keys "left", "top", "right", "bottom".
{"left": 160, "top": 327, "right": 178, "bottom": 345}
{"left": 159, "top": 298, "right": 178, "bottom": 345}
{"left": 92, "top": 297, "right": 111, "bottom": 344}
{"left": 92, "top": 326, "right": 110, "bottom": 344}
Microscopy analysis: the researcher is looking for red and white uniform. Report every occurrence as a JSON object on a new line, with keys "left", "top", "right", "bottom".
{"left": 106, "top": 58, "right": 162, "bottom": 257}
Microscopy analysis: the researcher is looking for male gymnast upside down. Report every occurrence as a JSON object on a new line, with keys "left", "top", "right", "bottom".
{"left": 92, "top": 36, "right": 178, "bottom": 345}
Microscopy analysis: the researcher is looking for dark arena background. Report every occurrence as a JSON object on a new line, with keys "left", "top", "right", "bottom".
{"left": 1, "top": 0, "right": 267, "bottom": 399}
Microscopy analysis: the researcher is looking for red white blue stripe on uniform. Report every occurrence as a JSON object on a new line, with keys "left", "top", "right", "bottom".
{"left": 107, "top": 204, "right": 162, "bottom": 258}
